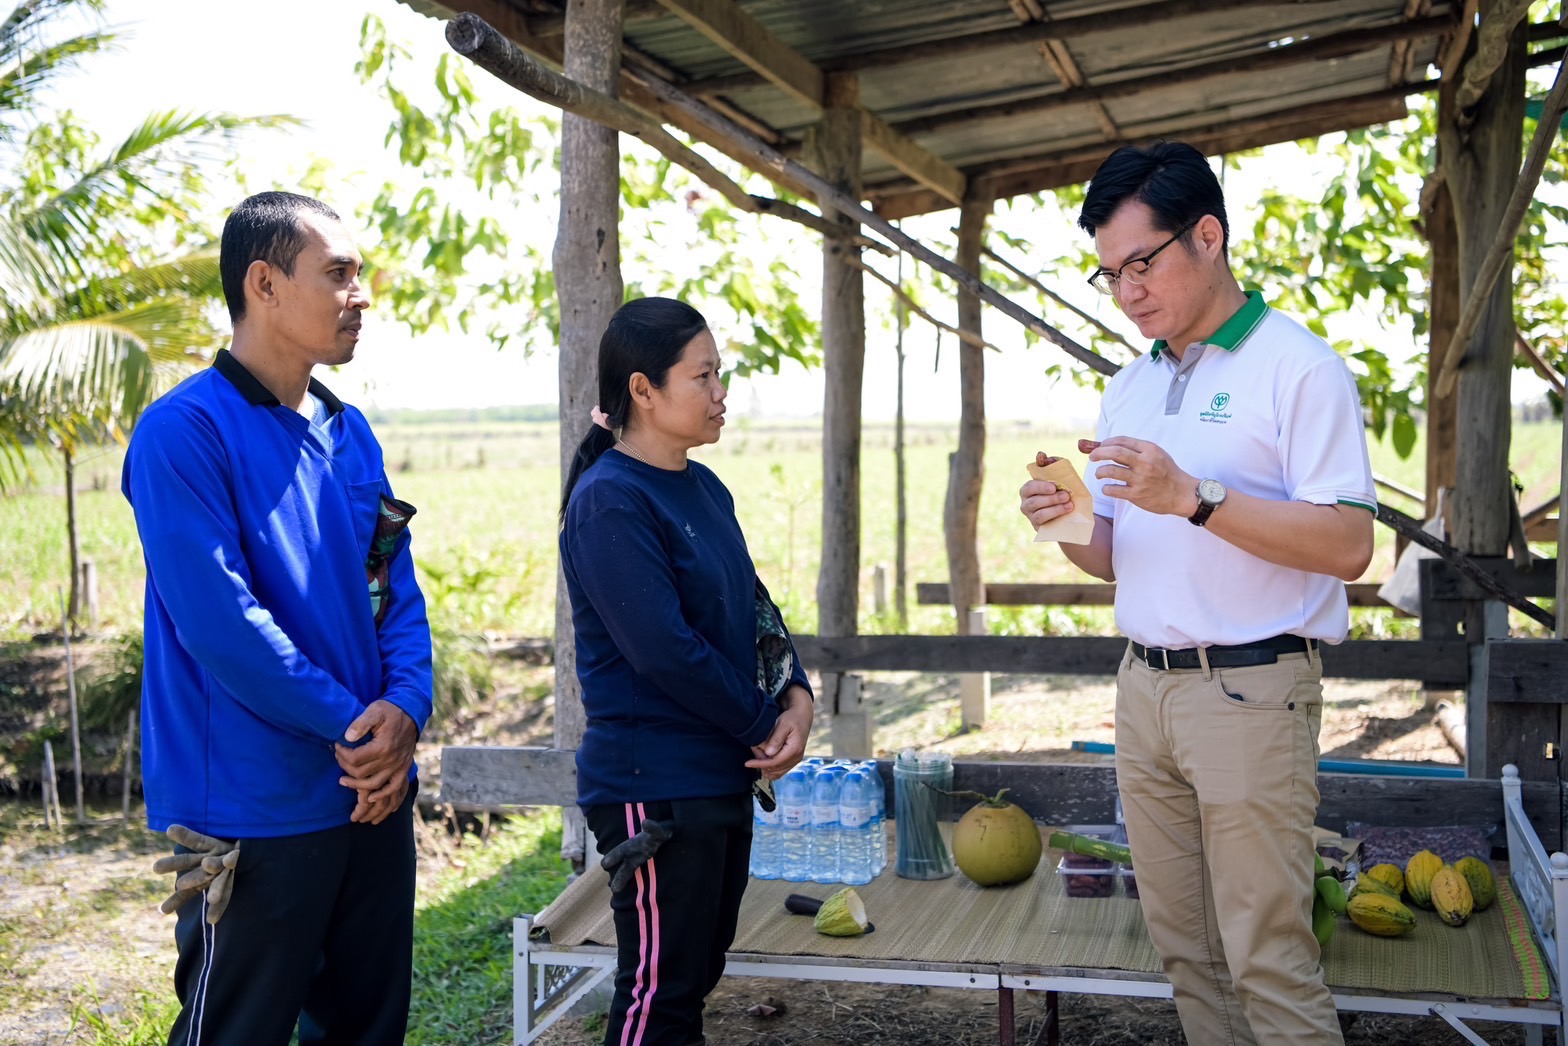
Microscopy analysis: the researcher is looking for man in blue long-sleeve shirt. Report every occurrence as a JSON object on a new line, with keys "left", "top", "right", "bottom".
{"left": 124, "top": 191, "right": 433, "bottom": 1045}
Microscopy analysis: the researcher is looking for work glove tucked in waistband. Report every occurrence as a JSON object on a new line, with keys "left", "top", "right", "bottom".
{"left": 153, "top": 825, "right": 241, "bottom": 925}
{"left": 601, "top": 819, "right": 676, "bottom": 892}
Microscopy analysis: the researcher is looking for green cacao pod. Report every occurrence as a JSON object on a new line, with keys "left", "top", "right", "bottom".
{"left": 1404, "top": 850, "right": 1444, "bottom": 909}
{"left": 1347, "top": 893, "right": 1417, "bottom": 937}
{"left": 1452, "top": 856, "right": 1496, "bottom": 911}
{"left": 1430, "top": 865, "right": 1475, "bottom": 927}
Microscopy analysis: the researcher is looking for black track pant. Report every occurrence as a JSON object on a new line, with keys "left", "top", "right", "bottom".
{"left": 165, "top": 785, "right": 417, "bottom": 1046}
{"left": 584, "top": 794, "right": 753, "bottom": 1046}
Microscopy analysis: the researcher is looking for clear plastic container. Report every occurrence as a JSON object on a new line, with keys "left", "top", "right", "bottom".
{"left": 893, "top": 749, "right": 954, "bottom": 880}
{"left": 1054, "top": 824, "right": 1120, "bottom": 898}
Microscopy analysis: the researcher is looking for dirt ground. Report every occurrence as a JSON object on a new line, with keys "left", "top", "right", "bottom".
{"left": 2, "top": 643, "right": 1529, "bottom": 1046}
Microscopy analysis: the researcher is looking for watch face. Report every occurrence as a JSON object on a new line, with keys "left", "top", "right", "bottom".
{"left": 1198, "top": 478, "right": 1226, "bottom": 505}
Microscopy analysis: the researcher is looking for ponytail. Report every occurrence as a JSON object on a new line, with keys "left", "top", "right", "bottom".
{"left": 560, "top": 424, "right": 616, "bottom": 525}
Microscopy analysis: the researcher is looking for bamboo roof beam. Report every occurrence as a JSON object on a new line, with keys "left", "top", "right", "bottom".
{"left": 651, "top": 0, "right": 966, "bottom": 205}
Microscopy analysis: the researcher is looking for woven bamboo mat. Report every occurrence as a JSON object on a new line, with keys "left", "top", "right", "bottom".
{"left": 534, "top": 855, "right": 1549, "bottom": 1001}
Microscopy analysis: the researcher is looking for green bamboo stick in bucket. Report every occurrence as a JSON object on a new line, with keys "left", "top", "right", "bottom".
{"left": 893, "top": 749, "right": 955, "bottom": 880}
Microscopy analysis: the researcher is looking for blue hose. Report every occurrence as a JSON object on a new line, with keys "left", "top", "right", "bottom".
{"left": 1069, "top": 741, "right": 1464, "bottom": 778}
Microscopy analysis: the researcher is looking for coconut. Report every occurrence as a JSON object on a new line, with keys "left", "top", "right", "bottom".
{"left": 813, "top": 887, "right": 870, "bottom": 936}
{"left": 951, "top": 788, "right": 1043, "bottom": 886}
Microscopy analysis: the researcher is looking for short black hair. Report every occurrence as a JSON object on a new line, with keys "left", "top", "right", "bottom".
{"left": 1077, "top": 141, "right": 1229, "bottom": 251}
{"left": 220, "top": 191, "right": 342, "bottom": 323}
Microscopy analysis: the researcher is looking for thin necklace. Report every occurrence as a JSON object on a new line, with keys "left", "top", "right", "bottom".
{"left": 617, "top": 437, "right": 652, "bottom": 466}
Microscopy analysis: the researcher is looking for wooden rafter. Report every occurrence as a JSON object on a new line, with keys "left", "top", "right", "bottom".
{"left": 870, "top": 83, "right": 1423, "bottom": 218}
{"left": 890, "top": 14, "right": 1452, "bottom": 138}
{"left": 686, "top": 0, "right": 1284, "bottom": 95}
{"left": 651, "top": 0, "right": 966, "bottom": 204}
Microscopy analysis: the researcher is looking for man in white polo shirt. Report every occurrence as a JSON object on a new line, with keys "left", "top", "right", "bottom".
{"left": 1020, "top": 141, "right": 1375, "bottom": 1045}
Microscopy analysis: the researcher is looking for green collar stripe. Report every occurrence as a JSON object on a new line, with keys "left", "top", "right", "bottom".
{"left": 1150, "top": 290, "right": 1269, "bottom": 359}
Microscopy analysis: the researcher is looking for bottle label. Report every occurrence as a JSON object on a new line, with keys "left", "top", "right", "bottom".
{"left": 754, "top": 804, "right": 779, "bottom": 825}
{"left": 812, "top": 803, "right": 839, "bottom": 825}
{"left": 781, "top": 807, "right": 809, "bottom": 828}
{"left": 840, "top": 803, "right": 871, "bottom": 828}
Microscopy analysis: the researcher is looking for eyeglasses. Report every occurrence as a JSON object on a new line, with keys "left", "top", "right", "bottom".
{"left": 1086, "top": 221, "right": 1197, "bottom": 295}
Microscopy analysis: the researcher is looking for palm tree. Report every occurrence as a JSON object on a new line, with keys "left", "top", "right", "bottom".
{"left": 0, "top": 0, "right": 291, "bottom": 623}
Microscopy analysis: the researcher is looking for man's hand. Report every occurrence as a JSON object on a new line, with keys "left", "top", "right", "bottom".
{"left": 746, "top": 685, "right": 813, "bottom": 780}
{"left": 1019, "top": 451, "right": 1078, "bottom": 528}
{"left": 336, "top": 699, "right": 418, "bottom": 819}
{"left": 350, "top": 772, "right": 410, "bottom": 826}
{"left": 1091, "top": 437, "right": 1198, "bottom": 517}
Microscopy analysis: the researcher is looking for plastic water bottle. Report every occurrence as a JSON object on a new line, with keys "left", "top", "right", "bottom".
{"left": 749, "top": 792, "right": 781, "bottom": 879}
{"left": 838, "top": 769, "right": 875, "bottom": 885}
{"left": 776, "top": 767, "right": 814, "bottom": 882}
{"left": 860, "top": 759, "right": 887, "bottom": 873}
{"left": 809, "top": 765, "right": 845, "bottom": 883}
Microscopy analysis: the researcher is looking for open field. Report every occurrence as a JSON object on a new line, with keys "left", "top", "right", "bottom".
{"left": 3, "top": 415, "right": 1563, "bottom": 642}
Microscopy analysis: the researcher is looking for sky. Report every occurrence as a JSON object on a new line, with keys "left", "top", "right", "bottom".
{"left": 40, "top": 0, "right": 1557, "bottom": 425}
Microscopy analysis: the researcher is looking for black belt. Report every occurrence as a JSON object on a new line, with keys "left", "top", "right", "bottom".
{"left": 1130, "top": 634, "right": 1317, "bottom": 671}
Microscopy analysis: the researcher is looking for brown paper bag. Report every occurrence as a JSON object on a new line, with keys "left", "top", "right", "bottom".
{"left": 1026, "top": 457, "right": 1096, "bottom": 545}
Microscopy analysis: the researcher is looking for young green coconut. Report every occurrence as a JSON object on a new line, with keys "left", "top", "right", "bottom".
{"left": 947, "top": 788, "right": 1043, "bottom": 886}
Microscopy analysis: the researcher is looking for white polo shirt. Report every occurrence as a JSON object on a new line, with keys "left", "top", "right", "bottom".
{"left": 1087, "top": 292, "right": 1376, "bottom": 649}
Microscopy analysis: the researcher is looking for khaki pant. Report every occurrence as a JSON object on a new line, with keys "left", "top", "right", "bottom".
{"left": 1115, "top": 643, "right": 1344, "bottom": 1045}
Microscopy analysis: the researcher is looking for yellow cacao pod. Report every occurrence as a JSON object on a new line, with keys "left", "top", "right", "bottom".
{"left": 1365, "top": 863, "right": 1405, "bottom": 895}
{"left": 1430, "top": 866, "right": 1475, "bottom": 927}
{"left": 1347, "top": 893, "right": 1417, "bottom": 937}
{"left": 1350, "top": 876, "right": 1399, "bottom": 900}
{"left": 1453, "top": 856, "right": 1496, "bottom": 911}
{"left": 1404, "top": 850, "right": 1444, "bottom": 909}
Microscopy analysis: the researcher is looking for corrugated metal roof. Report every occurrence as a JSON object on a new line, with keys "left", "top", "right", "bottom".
{"left": 400, "top": 0, "right": 1466, "bottom": 215}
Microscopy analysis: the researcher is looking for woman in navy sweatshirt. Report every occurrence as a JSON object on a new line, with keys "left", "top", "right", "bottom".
{"left": 559, "top": 296, "right": 814, "bottom": 1046}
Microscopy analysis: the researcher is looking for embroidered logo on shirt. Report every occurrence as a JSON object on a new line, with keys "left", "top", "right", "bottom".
{"left": 684, "top": 523, "right": 697, "bottom": 539}
{"left": 1200, "top": 391, "right": 1234, "bottom": 424}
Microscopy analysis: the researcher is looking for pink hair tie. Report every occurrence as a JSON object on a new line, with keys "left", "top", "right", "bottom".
{"left": 590, "top": 406, "right": 612, "bottom": 431}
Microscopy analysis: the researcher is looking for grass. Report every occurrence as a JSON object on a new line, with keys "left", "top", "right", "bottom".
{"left": 407, "top": 810, "right": 572, "bottom": 1045}
{"left": 2, "top": 800, "right": 573, "bottom": 1045}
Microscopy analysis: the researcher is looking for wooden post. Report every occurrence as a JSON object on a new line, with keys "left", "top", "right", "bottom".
{"left": 1446, "top": 10, "right": 1525, "bottom": 559}
{"left": 60, "top": 592, "right": 83, "bottom": 824}
{"left": 945, "top": 194, "right": 990, "bottom": 634}
{"left": 79, "top": 559, "right": 98, "bottom": 630}
{"left": 122, "top": 708, "right": 137, "bottom": 822}
{"left": 1423, "top": 92, "right": 1459, "bottom": 526}
{"left": 949, "top": 197, "right": 991, "bottom": 731}
{"left": 552, "top": 0, "right": 625, "bottom": 868}
{"left": 1559, "top": 404, "right": 1568, "bottom": 641}
{"left": 893, "top": 243, "right": 909, "bottom": 630}
{"left": 960, "top": 608, "right": 991, "bottom": 731}
{"left": 872, "top": 564, "right": 888, "bottom": 618}
{"left": 807, "top": 73, "right": 865, "bottom": 639}
{"left": 1439, "top": 5, "right": 1526, "bottom": 775}
{"left": 829, "top": 673, "right": 871, "bottom": 758}
{"left": 43, "top": 741, "right": 62, "bottom": 831}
